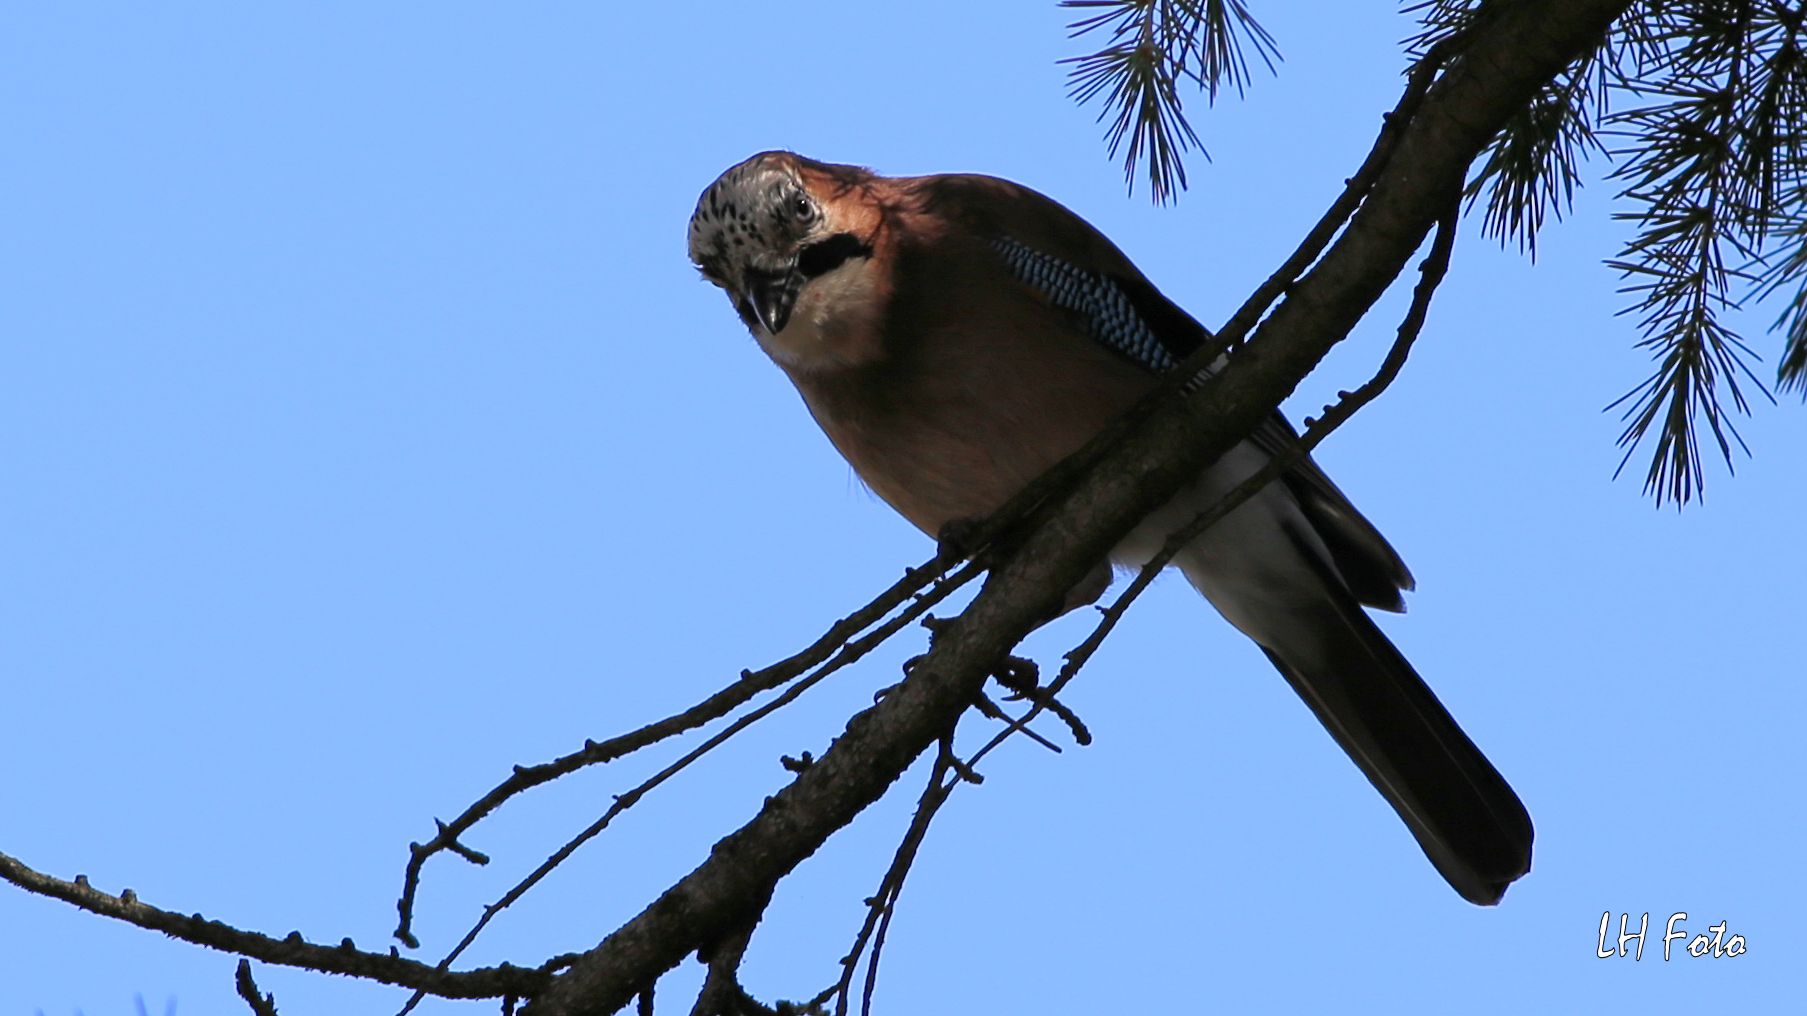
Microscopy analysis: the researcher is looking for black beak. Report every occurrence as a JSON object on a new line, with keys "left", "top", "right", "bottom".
{"left": 742, "top": 266, "right": 801, "bottom": 334}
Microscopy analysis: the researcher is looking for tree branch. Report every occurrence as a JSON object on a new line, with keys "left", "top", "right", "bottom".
{"left": 0, "top": 849, "right": 542, "bottom": 999}
{"left": 395, "top": 553, "right": 970, "bottom": 947}
{"left": 235, "top": 960, "right": 281, "bottom": 1016}
{"left": 393, "top": 560, "right": 982, "bottom": 1016}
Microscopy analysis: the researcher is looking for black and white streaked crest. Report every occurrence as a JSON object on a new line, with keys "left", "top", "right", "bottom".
{"left": 990, "top": 236, "right": 1182, "bottom": 374}
{"left": 687, "top": 153, "right": 820, "bottom": 290}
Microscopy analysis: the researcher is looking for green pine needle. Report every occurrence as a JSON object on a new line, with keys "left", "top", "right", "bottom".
{"left": 1056, "top": 0, "right": 1807, "bottom": 505}
{"left": 1061, "top": 0, "right": 1279, "bottom": 203}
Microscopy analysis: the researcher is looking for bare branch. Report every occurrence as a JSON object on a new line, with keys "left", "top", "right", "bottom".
{"left": 235, "top": 961, "right": 280, "bottom": 1016}
{"left": 814, "top": 739, "right": 964, "bottom": 1016}
{"left": 1214, "top": 33, "right": 1454, "bottom": 349}
{"left": 395, "top": 553, "right": 969, "bottom": 947}
{"left": 395, "top": 560, "right": 983, "bottom": 1016}
{"left": 0, "top": 849, "right": 542, "bottom": 1000}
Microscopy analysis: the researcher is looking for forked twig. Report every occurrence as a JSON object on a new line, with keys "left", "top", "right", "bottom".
{"left": 395, "top": 554, "right": 965, "bottom": 947}
{"left": 813, "top": 736, "right": 966, "bottom": 1016}
{"left": 395, "top": 561, "right": 984, "bottom": 1016}
{"left": 235, "top": 960, "right": 280, "bottom": 1016}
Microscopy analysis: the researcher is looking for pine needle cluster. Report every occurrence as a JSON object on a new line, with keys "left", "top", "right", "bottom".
{"left": 1065, "top": 0, "right": 1807, "bottom": 505}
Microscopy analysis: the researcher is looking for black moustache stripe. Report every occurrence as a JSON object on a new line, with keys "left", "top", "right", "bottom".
{"left": 797, "top": 232, "right": 873, "bottom": 279}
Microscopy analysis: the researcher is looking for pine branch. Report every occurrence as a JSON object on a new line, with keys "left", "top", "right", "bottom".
{"left": 1062, "top": 0, "right": 1279, "bottom": 203}
{"left": 1464, "top": 48, "right": 1610, "bottom": 255}
{"left": 1412, "top": 0, "right": 1807, "bottom": 502}
{"left": 1604, "top": 0, "right": 1806, "bottom": 505}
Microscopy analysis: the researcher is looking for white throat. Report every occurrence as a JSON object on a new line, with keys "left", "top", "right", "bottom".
{"left": 755, "top": 258, "right": 883, "bottom": 372}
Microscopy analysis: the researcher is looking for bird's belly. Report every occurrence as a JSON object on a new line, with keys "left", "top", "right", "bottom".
{"left": 790, "top": 343, "right": 1153, "bottom": 539}
{"left": 818, "top": 413, "right": 1040, "bottom": 537}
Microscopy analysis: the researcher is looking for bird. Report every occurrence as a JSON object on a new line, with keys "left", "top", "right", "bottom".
{"left": 686, "top": 150, "right": 1533, "bottom": 905}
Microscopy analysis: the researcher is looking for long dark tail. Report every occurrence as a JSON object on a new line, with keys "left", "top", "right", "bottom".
{"left": 1257, "top": 590, "right": 1533, "bottom": 904}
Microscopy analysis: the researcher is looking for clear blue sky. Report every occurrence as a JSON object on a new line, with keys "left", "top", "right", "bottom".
{"left": 4, "top": 3, "right": 1802, "bottom": 1014}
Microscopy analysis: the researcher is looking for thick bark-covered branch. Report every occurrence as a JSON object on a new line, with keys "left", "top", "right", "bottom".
{"left": 526, "top": 3, "right": 1632, "bottom": 1012}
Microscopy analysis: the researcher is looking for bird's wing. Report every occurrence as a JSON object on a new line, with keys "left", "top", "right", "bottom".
{"left": 917, "top": 173, "right": 1415, "bottom": 609}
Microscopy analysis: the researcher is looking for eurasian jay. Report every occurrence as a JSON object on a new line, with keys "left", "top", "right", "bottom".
{"left": 686, "top": 151, "right": 1533, "bottom": 905}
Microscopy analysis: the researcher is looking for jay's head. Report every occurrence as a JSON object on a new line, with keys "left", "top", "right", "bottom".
{"left": 688, "top": 151, "right": 875, "bottom": 336}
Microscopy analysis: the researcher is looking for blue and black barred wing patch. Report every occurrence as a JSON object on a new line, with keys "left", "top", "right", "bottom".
{"left": 990, "top": 235, "right": 1211, "bottom": 374}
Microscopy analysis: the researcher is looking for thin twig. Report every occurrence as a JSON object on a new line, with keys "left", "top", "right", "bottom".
{"left": 394, "top": 561, "right": 985, "bottom": 1016}
{"left": 1214, "top": 40, "right": 1455, "bottom": 348}
{"left": 234, "top": 960, "right": 280, "bottom": 1016}
{"left": 0, "top": 850, "right": 541, "bottom": 999}
{"left": 971, "top": 692, "right": 1064, "bottom": 754}
{"left": 817, "top": 741, "right": 961, "bottom": 1016}
{"left": 988, "top": 661, "right": 1092, "bottom": 747}
{"left": 395, "top": 555, "right": 960, "bottom": 946}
